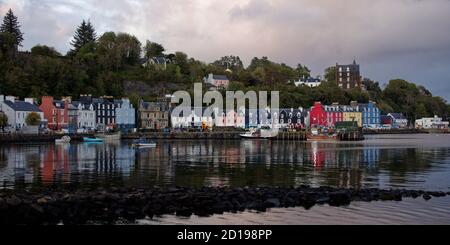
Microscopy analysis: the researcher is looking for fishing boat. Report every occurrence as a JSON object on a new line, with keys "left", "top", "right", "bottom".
{"left": 240, "top": 128, "right": 277, "bottom": 139}
{"left": 83, "top": 137, "right": 104, "bottom": 143}
{"left": 95, "top": 131, "right": 121, "bottom": 141}
{"left": 132, "top": 138, "right": 157, "bottom": 148}
{"left": 55, "top": 136, "right": 71, "bottom": 144}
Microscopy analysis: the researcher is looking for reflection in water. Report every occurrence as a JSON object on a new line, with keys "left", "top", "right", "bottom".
{"left": 0, "top": 135, "right": 449, "bottom": 191}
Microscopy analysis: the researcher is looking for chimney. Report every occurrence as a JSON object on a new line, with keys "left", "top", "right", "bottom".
{"left": 24, "top": 98, "right": 35, "bottom": 104}
{"left": 5, "top": 96, "right": 15, "bottom": 102}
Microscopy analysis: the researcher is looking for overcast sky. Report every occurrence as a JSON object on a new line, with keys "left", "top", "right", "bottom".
{"left": 1, "top": 0, "right": 450, "bottom": 100}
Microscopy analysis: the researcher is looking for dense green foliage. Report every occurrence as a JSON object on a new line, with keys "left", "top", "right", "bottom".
{"left": 25, "top": 112, "right": 41, "bottom": 126}
{"left": 0, "top": 12, "right": 448, "bottom": 123}
{"left": 0, "top": 112, "right": 7, "bottom": 130}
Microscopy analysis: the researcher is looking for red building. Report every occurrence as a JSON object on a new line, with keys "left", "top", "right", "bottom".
{"left": 309, "top": 102, "right": 327, "bottom": 127}
{"left": 40, "top": 96, "right": 69, "bottom": 130}
{"left": 324, "top": 104, "right": 343, "bottom": 127}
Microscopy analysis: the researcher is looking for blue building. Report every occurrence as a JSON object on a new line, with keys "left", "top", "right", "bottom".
{"left": 115, "top": 98, "right": 136, "bottom": 132}
{"left": 359, "top": 101, "right": 381, "bottom": 128}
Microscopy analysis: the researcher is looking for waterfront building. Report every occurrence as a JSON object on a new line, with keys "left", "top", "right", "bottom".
{"left": 387, "top": 113, "right": 408, "bottom": 128}
{"left": 324, "top": 103, "right": 343, "bottom": 127}
{"left": 80, "top": 95, "right": 117, "bottom": 131}
{"left": 336, "top": 60, "right": 362, "bottom": 89}
{"left": 294, "top": 77, "right": 322, "bottom": 87}
{"left": 415, "top": 115, "right": 449, "bottom": 129}
{"left": 203, "top": 73, "right": 230, "bottom": 89}
{"left": 214, "top": 108, "right": 245, "bottom": 128}
{"left": 39, "top": 96, "right": 69, "bottom": 131}
{"left": 171, "top": 107, "right": 215, "bottom": 129}
{"left": 279, "top": 108, "right": 308, "bottom": 129}
{"left": 71, "top": 100, "right": 96, "bottom": 132}
{"left": 309, "top": 102, "right": 327, "bottom": 128}
{"left": 341, "top": 104, "right": 363, "bottom": 127}
{"left": 138, "top": 100, "right": 170, "bottom": 130}
{"left": 359, "top": 101, "right": 381, "bottom": 128}
{"left": 115, "top": 98, "right": 136, "bottom": 132}
{"left": 0, "top": 95, "right": 44, "bottom": 130}
{"left": 67, "top": 102, "right": 78, "bottom": 134}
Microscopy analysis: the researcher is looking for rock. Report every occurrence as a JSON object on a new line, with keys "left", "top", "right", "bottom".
{"left": 329, "top": 192, "right": 351, "bottom": 206}
{"left": 37, "top": 197, "right": 48, "bottom": 204}
{"left": 423, "top": 194, "right": 432, "bottom": 201}
{"left": 6, "top": 196, "right": 21, "bottom": 206}
{"left": 264, "top": 198, "right": 280, "bottom": 208}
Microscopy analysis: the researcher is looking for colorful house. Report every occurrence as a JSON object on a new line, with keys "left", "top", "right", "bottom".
{"left": 341, "top": 105, "right": 363, "bottom": 127}
{"left": 115, "top": 98, "right": 136, "bottom": 132}
{"left": 279, "top": 108, "right": 308, "bottom": 129}
{"left": 359, "top": 101, "right": 381, "bottom": 128}
{"left": 309, "top": 102, "right": 327, "bottom": 127}
{"left": 387, "top": 113, "right": 408, "bottom": 128}
{"left": 39, "top": 96, "right": 69, "bottom": 130}
{"left": 80, "top": 95, "right": 117, "bottom": 131}
{"left": 324, "top": 103, "right": 343, "bottom": 127}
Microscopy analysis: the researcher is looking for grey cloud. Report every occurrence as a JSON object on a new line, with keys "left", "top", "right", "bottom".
{"left": 1, "top": 0, "right": 450, "bottom": 100}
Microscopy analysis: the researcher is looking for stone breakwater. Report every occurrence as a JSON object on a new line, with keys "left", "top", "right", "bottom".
{"left": 0, "top": 186, "right": 449, "bottom": 225}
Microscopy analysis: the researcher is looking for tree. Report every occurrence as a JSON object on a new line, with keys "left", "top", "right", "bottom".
{"left": 144, "top": 41, "right": 165, "bottom": 58}
{"left": 212, "top": 56, "right": 244, "bottom": 71}
{"left": 0, "top": 113, "right": 8, "bottom": 131}
{"left": 31, "top": 45, "right": 61, "bottom": 57}
{"left": 70, "top": 20, "right": 97, "bottom": 55}
{"left": 295, "top": 64, "right": 311, "bottom": 80}
{"left": 25, "top": 112, "right": 41, "bottom": 126}
{"left": 324, "top": 66, "right": 336, "bottom": 82}
{"left": 0, "top": 9, "right": 23, "bottom": 48}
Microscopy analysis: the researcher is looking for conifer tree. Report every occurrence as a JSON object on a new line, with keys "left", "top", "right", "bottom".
{"left": 70, "top": 20, "right": 97, "bottom": 54}
{"left": 0, "top": 9, "right": 24, "bottom": 48}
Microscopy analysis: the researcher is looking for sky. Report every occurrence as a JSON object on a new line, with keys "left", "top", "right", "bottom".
{"left": 1, "top": 0, "right": 450, "bottom": 100}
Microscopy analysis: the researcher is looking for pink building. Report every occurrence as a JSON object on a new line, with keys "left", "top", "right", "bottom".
{"left": 204, "top": 73, "right": 230, "bottom": 89}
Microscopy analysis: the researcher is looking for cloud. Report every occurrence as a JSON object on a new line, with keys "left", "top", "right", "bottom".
{"left": 1, "top": 0, "right": 450, "bottom": 100}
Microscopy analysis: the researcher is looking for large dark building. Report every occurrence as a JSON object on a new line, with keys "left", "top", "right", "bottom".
{"left": 336, "top": 60, "right": 362, "bottom": 89}
{"left": 79, "top": 95, "right": 116, "bottom": 131}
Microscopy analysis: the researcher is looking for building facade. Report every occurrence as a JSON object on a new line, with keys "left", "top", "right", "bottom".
{"left": 324, "top": 104, "right": 343, "bottom": 127}
{"left": 72, "top": 101, "right": 96, "bottom": 132}
{"left": 115, "top": 98, "right": 136, "bottom": 132}
{"left": 309, "top": 102, "right": 327, "bottom": 127}
{"left": 80, "top": 96, "right": 116, "bottom": 131}
{"left": 203, "top": 73, "right": 230, "bottom": 89}
{"left": 336, "top": 60, "right": 362, "bottom": 89}
{"left": 138, "top": 100, "right": 170, "bottom": 130}
{"left": 0, "top": 96, "right": 44, "bottom": 130}
{"left": 359, "top": 101, "right": 381, "bottom": 128}
{"left": 341, "top": 105, "right": 363, "bottom": 127}
{"left": 39, "top": 96, "right": 69, "bottom": 130}
{"left": 387, "top": 113, "right": 408, "bottom": 128}
{"left": 415, "top": 115, "right": 448, "bottom": 129}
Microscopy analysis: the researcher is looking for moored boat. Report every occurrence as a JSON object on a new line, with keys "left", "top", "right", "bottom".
{"left": 83, "top": 137, "right": 104, "bottom": 143}
{"left": 55, "top": 136, "right": 71, "bottom": 144}
{"left": 240, "top": 128, "right": 277, "bottom": 139}
{"left": 95, "top": 132, "right": 121, "bottom": 141}
{"left": 132, "top": 138, "right": 157, "bottom": 148}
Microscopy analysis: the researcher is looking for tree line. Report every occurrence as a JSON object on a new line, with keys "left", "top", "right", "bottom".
{"left": 0, "top": 9, "right": 449, "bottom": 123}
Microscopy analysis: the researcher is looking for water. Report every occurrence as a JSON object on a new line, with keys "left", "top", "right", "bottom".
{"left": 1, "top": 134, "right": 450, "bottom": 224}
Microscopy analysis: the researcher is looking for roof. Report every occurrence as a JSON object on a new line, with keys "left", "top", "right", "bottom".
{"left": 389, "top": 113, "right": 407, "bottom": 120}
{"left": 213, "top": 75, "right": 229, "bottom": 80}
{"left": 3, "top": 100, "right": 42, "bottom": 112}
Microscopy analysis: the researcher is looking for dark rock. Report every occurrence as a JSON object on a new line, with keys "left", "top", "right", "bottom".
{"left": 6, "top": 196, "right": 21, "bottom": 206}
{"left": 329, "top": 192, "right": 351, "bottom": 206}
{"left": 264, "top": 198, "right": 280, "bottom": 208}
{"left": 423, "top": 194, "right": 432, "bottom": 201}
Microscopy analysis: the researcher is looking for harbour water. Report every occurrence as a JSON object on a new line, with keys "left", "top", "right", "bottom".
{"left": 1, "top": 134, "right": 450, "bottom": 224}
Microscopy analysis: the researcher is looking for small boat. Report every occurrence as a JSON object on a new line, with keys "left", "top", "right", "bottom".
{"left": 55, "top": 136, "right": 71, "bottom": 144}
{"left": 132, "top": 138, "right": 157, "bottom": 148}
{"left": 240, "top": 128, "right": 277, "bottom": 139}
{"left": 95, "top": 132, "right": 121, "bottom": 141}
{"left": 83, "top": 137, "right": 104, "bottom": 143}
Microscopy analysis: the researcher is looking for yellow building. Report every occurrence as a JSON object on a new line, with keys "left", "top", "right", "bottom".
{"left": 342, "top": 108, "right": 362, "bottom": 127}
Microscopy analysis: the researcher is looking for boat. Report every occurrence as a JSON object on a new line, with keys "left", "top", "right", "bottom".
{"left": 132, "top": 138, "right": 157, "bottom": 148}
{"left": 307, "top": 128, "right": 336, "bottom": 141}
{"left": 55, "top": 136, "right": 71, "bottom": 144}
{"left": 240, "top": 128, "right": 277, "bottom": 139}
{"left": 95, "top": 131, "right": 121, "bottom": 141}
{"left": 83, "top": 137, "right": 104, "bottom": 143}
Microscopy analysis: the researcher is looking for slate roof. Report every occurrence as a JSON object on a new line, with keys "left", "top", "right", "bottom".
{"left": 3, "top": 100, "right": 42, "bottom": 112}
{"left": 389, "top": 113, "right": 407, "bottom": 120}
{"left": 213, "top": 75, "right": 229, "bottom": 80}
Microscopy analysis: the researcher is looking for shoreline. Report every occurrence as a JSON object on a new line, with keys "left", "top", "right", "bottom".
{"left": 0, "top": 186, "right": 448, "bottom": 225}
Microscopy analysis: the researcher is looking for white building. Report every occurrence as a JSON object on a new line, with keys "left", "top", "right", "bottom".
{"left": 415, "top": 115, "right": 449, "bottom": 129}
{"left": 294, "top": 77, "right": 322, "bottom": 88}
{"left": 115, "top": 98, "right": 136, "bottom": 131}
{"left": 72, "top": 101, "right": 96, "bottom": 131}
{"left": 0, "top": 95, "right": 44, "bottom": 130}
